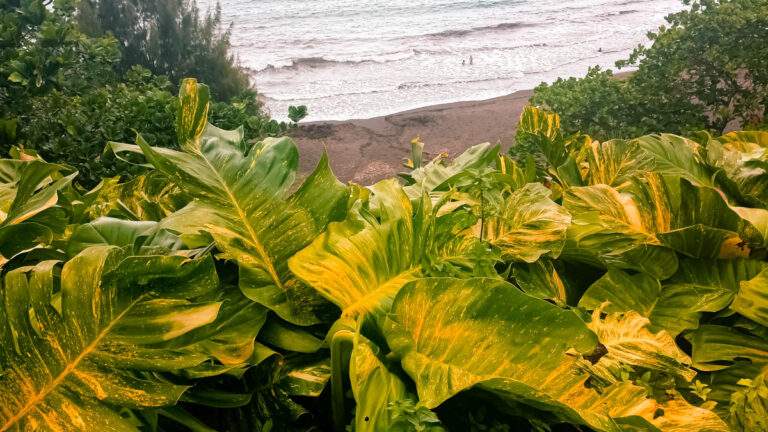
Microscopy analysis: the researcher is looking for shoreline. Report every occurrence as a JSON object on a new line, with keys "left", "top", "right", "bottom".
{"left": 290, "top": 71, "right": 632, "bottom": 184}
{"left": 291, "top": 87, "right": 533, "bottom": 185}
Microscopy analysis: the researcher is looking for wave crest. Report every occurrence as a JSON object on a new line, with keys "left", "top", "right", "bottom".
{"left": 423, "top": 21, "right": 534, "bottom": 39}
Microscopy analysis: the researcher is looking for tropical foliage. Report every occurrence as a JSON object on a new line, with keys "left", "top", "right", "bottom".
{"left": 76, "top": 0, "right": 251, "bottom": 101}
{"left": 0, "top": 0, "right": 306, "bottom": 187}
{"left": 531, "top": 0, "right": 768, "bottom": 140}
{"left": 1, "top": 80, "right": 768, "bottom": 431}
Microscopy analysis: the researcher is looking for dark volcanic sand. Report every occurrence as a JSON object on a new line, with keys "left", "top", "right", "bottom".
{"left": 290, "top": 88, "right": 533, "bottom": 184}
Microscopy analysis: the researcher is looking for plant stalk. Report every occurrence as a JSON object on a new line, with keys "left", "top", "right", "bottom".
{"left": 330, "top": 329, "right": 355, "bottom": 432}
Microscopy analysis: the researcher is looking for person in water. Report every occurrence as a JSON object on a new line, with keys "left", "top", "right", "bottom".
{"left": 469, "top": 55, "right": 473, "bottom": 65}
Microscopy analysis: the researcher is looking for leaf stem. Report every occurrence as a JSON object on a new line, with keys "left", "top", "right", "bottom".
{"left": 330, "top": 329, "right": 355, "bottom": 432}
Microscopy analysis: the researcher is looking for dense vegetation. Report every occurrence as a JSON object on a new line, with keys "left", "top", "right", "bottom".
{"left": 530, "top": 0, "right": 768, "bottom": 140}
{"left": 76, "top": 0, "right": 250, "bottom": 101}
{"left": 0, "top": 0, "right": 304, "bottom": 186}
{"left": 0, "top": 79, "right": 767, "bottom": 431}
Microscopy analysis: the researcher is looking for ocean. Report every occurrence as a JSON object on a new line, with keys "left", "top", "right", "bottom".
{"left": 203, "top": 0, "right": 684, "bottom": 121}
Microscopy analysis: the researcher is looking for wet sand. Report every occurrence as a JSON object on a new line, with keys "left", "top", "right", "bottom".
{"left": 291, "top": 88, "right": 533, "bottom": 184}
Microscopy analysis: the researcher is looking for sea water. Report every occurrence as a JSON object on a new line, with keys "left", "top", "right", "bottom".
{"left": 202, "top": 0, "right": 683, "bottom": 121}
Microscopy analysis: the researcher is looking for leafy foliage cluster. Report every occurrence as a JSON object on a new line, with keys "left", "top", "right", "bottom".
{"left": 1, "top": 79, "right": 768, "bottom": 431}
{"left": 0, "top": 0, "right": 306, "bottom": 187}
{"left": 76, "top": 0, "right": 250, "bottom": 101}
{"left": 531, "top": 0, "right": 768, "bottom": 140}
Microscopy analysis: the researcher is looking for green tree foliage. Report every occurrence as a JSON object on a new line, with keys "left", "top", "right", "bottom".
{"left": 77, "top": 0, "right": 250, "bottom": 101}
{"left": 18, "top": 67, "right": 178, "bottom": 184}
{"left": 532, "top": 0, "right": 768, "bottom": 138}
{"left": 0, "top": 0, "right": 302, "bottom": 186}
{"left": 0, "top": 0, "right": 118, "bottom": 112}
{"left": 2, "top": 82, "right": 768, "bottom": 431}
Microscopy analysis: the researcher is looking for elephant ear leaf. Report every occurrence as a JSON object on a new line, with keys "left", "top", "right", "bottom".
{"left": 512, "top": 259, "right": 568, "bottom": 305}
{"left": 384, "top": 277, "right": 728, "bottom": 432}
{"left": 289, "top": 180, "right": 422, "bottom": 319}
{"left": 0, "top": 246, "right": 226, "bottom": 431}
{"left": 562, "top": 181, "right": 678, "bottom": 279}
{"left": 687, "top": 325, "right": 768, "bottom": 371}
{"left": 579, "top": 265, "right": 739, "bottom": 337}
{"left": 176, "top": 78, "right": 210, "bottom": 149}
{"left": 717, "top": 130, "right": 768, "bottom": 149}
{"left": 402, "top": 142, "right": 498, "bottom": 199}
{"left": 634, "top": 134, "right": 715, "bottom": 188}
{"left": 585, "top": 139, "right": 651, "bottom": 188}
{"left": 290, "top": 180, "right": 490, "bottom": 320}
{"left": 481, "top": 182, "right": 571, "bottom": 263}
{"left": 109, "top": 78, "right": 349, "bottom": 326}
{"left": 0, "top": 159, "right": 75, "bottom": 262}
{"left": 658, "top": 179, "right": 767, "bottom": 258}
{"left": 585, "top": 307, "right": 696, "bottom": 382}
{"left": 350, "top": 334, "right": 412, "bottom": 431}
{"left": 732, "top": 268, "right": 768, "bottom": 327}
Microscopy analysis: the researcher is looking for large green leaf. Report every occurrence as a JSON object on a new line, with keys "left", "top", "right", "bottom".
{"left": 83, "top": 172, "right": 188, "bottom": 222}
{"left": 563, "top": 171, "right": 768, "bottom": 276}
{"left": 585, "top": 139, "right": 651, "bottom": 189}
{"left": 512, "top": 259, "right": 568, "bottom": 305}
{"left": 579, "top": 267, "right": 735, "bottom": 337}
{"left": 384, "top": 277, "right": 726, "bottom": 431}
{"left": 290, "top": 179, "right": 491, "bottom": 319}
{"left": 658, "top": 180, "right": 766, "bottom": 258}
{"left": 258, "top": 318, "right": 324, "bottom": 354}
{"left": 166, "top": 286, "right": 269, "bottom": 367}
{"left": 480, "top": 183, "right": 571, "bottom": 263}
{"left": 562, "top": 181, "right": 678, "bottom": 279}
{"left": 704, "top": 131, "right": 768, "bottom": 208}
{"left": 585, "top": 308, "right": 695, "bottom": 382}
{"left": 718, "top": 131, "right": 768, "bottom": 149}
{"left": 349, "top": 335, "right": 411, "bottom": 431}
{"left": 402, "top": 142, "right": 498, "bottom": 199}
{"left": 634, "top": 134, "right": 714, "bottom": 188}
{"left": 110, "top": 79, "right": 349, "bottom": 325}
{"left": 0, "top": 159, "right": 75, "bottom": 263}
{"left": 65, "top": 217, "right": 182, "bottom": 257}
{"left": 732, "top": 268, "right": 768, "bottom": 327}
{"left": 0, "top": 246, "right": 225, "bottom": 430}
{"left": 687, "top": 325, "right": 768, "bottom": 371}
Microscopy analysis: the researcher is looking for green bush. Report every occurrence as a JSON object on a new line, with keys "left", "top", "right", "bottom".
{"left": 531, "top": 0, "right": 768, "bottom": 137}
{"left": 0, "top": 0, "right": 303, "bottom": 187}
{"left": 530, "top": 67, "right": 640, "bottom": 140}
{"left": 77, "top": 0, "right": 251, "bottom": 101}
{"left": 14, "top": 67, "right": 177, "bottom": 185}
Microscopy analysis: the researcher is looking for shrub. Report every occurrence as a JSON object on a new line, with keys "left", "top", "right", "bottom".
{"left": 531, "top": 0, "right": 768, "bottom": 137}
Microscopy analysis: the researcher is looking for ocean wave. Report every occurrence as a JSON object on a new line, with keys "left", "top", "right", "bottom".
{"left": 256, "top": 52, "right": 411, "bottom": 72}
{"left": 597, "top": 9, "right": 640, "bottom": 17}
{"left": 255, "top": 40, "right": 557, "bottom": 73}
{"left": 422, "top": 21, "right": 536, "bottom": 39}
{"left": 396, "top": 75, "right": 522, "bottom": 91}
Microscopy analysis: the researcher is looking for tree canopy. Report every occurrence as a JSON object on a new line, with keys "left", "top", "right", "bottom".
{"left": 0, "top": 0, "right": 304, "bottom": 186}
{"left": 531, "top": 0, "right": 768, "bottom": 139}
{"left": 77, "top": 0, "right": 250, "bottom": 101}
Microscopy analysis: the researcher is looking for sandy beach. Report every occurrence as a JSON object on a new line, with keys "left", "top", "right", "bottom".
{"left": 291, "top": 88, "right": 532, "bottom": 185}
